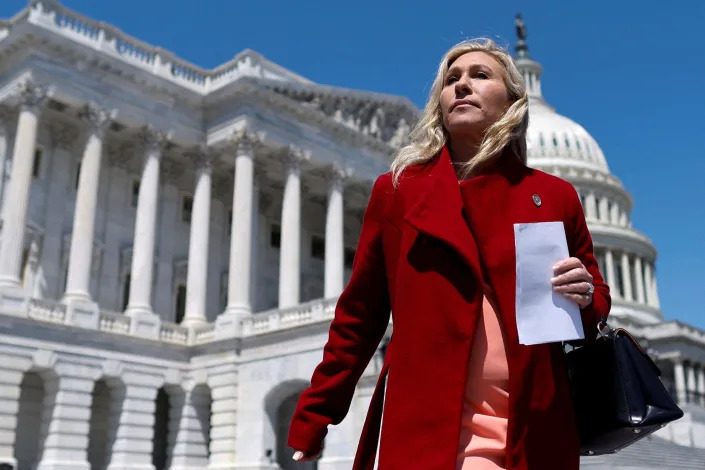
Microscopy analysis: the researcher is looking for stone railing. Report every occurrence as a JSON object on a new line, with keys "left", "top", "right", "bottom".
{"left": 11, "top": 1, "right": 278, "bottom": 94}
{"left": 192, "top": 324, "right": 216, "bottom": 345}
{"left": 98, "top": 311, "right": 131, "bottom": 335}
{"left": 28, "top": 298, "right": 66, "bottom": 323}
{"left": 160, "top": 322, "right": 189, "bottom": 345}
{"left": 240, "top": 297, "right": 337, "bottom": 337}
{"left": 13, "top": 292, "right": 345, "bottom": 345}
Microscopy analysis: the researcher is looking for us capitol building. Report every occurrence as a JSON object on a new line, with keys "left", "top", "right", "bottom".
{"left": 0, "top": 2, "right": 703, "bottom": 469}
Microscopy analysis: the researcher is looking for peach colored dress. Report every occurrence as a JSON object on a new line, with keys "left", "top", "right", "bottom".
{"left": 456, "top": 289, "right": 510, "bottom": 470}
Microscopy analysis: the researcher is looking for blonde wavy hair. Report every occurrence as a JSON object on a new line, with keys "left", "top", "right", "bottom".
{"left": 391, "top": 38, "right": 529, "bottom": 185}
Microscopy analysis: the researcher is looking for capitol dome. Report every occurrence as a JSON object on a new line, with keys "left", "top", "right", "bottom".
{"left": 513, "top": 23, "right": 663, "bottom": 326}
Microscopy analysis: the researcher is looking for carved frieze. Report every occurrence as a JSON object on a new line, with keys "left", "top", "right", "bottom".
{"left": 265, "top": 82, "right": 417, "bottom": 148}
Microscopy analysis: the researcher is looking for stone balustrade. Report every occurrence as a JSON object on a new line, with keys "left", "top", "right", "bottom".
{"left": 8, "top": 293, "right": 344, "bottom": 345}
{"left": 28, "top": 298, "right": 66, "bottom": 323}
{"left": 9, "top": 1, "right": 271, "bottom": 94}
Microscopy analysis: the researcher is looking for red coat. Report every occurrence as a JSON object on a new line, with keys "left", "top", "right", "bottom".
{"left": 288, "top": 146, "right": 611, "bottom": 469}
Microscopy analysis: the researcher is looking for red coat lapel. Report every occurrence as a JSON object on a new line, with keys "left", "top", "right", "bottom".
{"left": 402, "top": 147, "right": 484, "bottom": 284}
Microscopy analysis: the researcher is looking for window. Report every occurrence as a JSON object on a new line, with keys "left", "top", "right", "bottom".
{"left": 32, "top": 149, "right": 42, "bottom": 179}
{"left": 122, "top": 273, "right": 131, "bottom": 310}
{"left": 175, "top": 284, "right": 186, "bottom": 323}
{"left": 311, "top": 236, "right": 325, "bottom": 260}
{"left": 614, "top": 262, "right": 624, "bottom": 298}
{"left": 576, "top": 140, "right": 581, "bottom": 150}
{"left": 270, "top": 224, "right": 281, "bottom": 248}
{"left": 594, "top": 197, "right": 601, "bottom": 221}
{"left": 182, "top": 196, "right": 193, "bottom": 223}
{"left": 629, "top": 257, "right": 637, "bottom": 302}
{"left": 131, "top": 180, "right": 140, "bottom": 208}
{"left": 565, "top": 136, "right": 570, "bottom": 148}
{"left": 344, "top": 247, "right": 356, "bottom": 269}
{"left": 539, "top": 133, "right": 545, "bottom": 147}
{"left": 552, "top": 135, "right": 558, "bottom": 148}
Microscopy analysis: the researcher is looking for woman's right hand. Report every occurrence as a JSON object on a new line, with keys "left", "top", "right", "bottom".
{"left": 292, "top": 449, "right": 321, "bottom": 462}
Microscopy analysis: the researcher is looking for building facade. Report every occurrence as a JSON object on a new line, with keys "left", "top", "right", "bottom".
{"left": 0, "top": 2, "right": 703, "bottom": 469}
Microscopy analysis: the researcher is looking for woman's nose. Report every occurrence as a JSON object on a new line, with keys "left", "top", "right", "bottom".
{"left": 454, "top": 76, "right": 472, "bottom": 95}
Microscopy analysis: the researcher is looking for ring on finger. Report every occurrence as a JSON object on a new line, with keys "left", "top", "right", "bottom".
{"left": 585, "top": 283, "right": 594, "bottom": 295}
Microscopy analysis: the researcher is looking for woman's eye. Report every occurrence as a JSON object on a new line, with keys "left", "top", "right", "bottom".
{"left": 475, "top": 72, "right": 489, "bottom": 79}
{"left": 446, "top": 76, "right": 458, "bottom": 84}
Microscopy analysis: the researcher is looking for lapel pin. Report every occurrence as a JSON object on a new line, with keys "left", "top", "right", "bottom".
{"left": 532, "top": 194, "right": 542, "bottom": 207}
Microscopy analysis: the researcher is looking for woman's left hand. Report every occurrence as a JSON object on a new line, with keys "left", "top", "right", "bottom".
{"left": 551, "top": 257, "right": 594, "bottom": 309}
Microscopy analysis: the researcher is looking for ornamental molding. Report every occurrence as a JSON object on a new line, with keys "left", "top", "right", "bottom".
{"left": 185, "top": 143, "right": 212, "bottom": 173}
{"left": 139, "top": 125, "right": 170, "bottom": 154}
{"left": 79, "top": 102, "right": 116, "bottom": 138}
{"left": 228, "top": 127, "right": 261, "bottom": 155}
{"left": 16, "top": 77, "right": 49, "bottom": 112}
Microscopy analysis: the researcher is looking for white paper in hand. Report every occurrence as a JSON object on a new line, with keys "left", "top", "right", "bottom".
{"left": 514, "top": 221, "right": 584, "bottom": 345}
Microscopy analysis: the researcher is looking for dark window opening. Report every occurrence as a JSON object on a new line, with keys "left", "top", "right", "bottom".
{"left": 270, "top": 224, "right": 281, "bottom": 249}
{"left": 182, "top": 196, "right": 193, "bottom": 223}
{"left": 32, "top": 149, "right": 42, "bottom": 179}
{"left": 175, "top": 284, "right": 186, "bottom": 323}
{"left": 131, "top": 180, "right": 140, "bottom": 208}
{"left": 311, "top": 236, "right": 325, "bottom": 260}
{"left": 344, "top": 247, "right": 356, "bottom": 269}
{"left": 122, "top": 274, "right": 131, "bottom": 310}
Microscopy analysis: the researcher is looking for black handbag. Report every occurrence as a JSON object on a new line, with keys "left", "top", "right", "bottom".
{"left": 564, "top": 320, "right": 684, "bottom": 456}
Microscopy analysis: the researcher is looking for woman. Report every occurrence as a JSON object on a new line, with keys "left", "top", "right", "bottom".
{"left": 288, "top": 38, "right": 610, "bottom": 470}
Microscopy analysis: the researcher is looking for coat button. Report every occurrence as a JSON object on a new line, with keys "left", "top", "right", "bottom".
{"left": 532, "top": 194, "right": 542, "bottom": 207}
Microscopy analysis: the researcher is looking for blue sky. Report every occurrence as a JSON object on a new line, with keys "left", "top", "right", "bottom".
{"left": 2, "top": 1, "right": 703, "bottom": 329}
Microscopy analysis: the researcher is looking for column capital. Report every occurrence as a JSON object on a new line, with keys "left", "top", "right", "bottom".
{"left": 326, "top": 164, "right": 353, "bottom": 186}
{"left": 140, "top": 125, "right": 170, "bottom": 154}
{"left": 160, "top": 156, "right": 185, "bottom": 182}
{"left": 278, "top": 144, "right": 310, "bottom": 171}
{"left": 16, "top": 78, "right": 49, "bottom": 112}
{"left": 79, "top": 102, "right": 116, "bottom": 138}
{"left": 185, "top": 143, "right": 213, "bottom": 174}
{"left": 229, "top": 127, "right": 261, "bottom": 155}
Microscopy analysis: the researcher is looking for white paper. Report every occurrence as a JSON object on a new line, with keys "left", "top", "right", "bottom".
{"left": 514, "top": 221, "right": 585, "bottom": 345}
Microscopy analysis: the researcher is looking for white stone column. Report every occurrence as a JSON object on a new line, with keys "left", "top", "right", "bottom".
{"left": 107, "top": 375, "right": 160, "bottom": 470}
{"left": 633, "top": 256, "right": 646, "bottom": 304}
{"left": 64, "top": 104, "right": 113, "bottom": 305}
{"left": 224, "top": 129, "right": 259, "bottom": 317}
{"left": 183, "top": 148, "right": 212, "bottom": 326}
{"left": 125, "top": 126, "right": 168, "bottom": 336}
{"left": 674, "top": 359, "right": 687, "bottom": 405}
{"left": 697, "top": 366, "right": 705, "bottom": 407}
{"left": 604, "top": 249, "right": 617, "bottom": 299}
{"left": 609, "top": 201, "right": 620, "bottom": 225}
{"left": 585, "top": 192, "right": 597, "bottom": 221}
{"left": 643, "top": 261, "right": 654, "bottom": 306}
{"left": 598, "top": 196, "right": 609, "bottom": 223}
{"left": 620, "top": 252, "right": 633, "bottom": 302}
{"left": 324, "top": 166, "right": 348, "bottom": 299}
{"left": 0, "top": 79, "right": 47, "bottom": 287}
{"left": 686, "top": 363, "right": 697, "bottom": 404}
{"left": 169, "top": 384, "right": 212, "bottom": 469}
{"left": 37, "top": 368, "right": 96, "bottom": 470}
{"left": 650, "top": 266, "right": 661, "bottom": 309}
{"left": 278, "top": 146, "right": 308, "bottom": 309}
{"left": 209, "top": 366, "right": 238, "bottom": 468}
